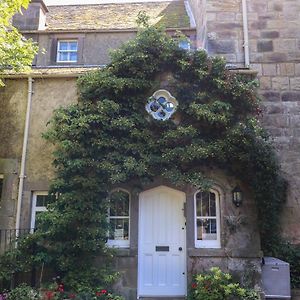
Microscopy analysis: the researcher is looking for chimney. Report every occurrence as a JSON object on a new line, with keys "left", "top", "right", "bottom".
{"left": 13, "top": 0, "right": 48, "bottom": 31}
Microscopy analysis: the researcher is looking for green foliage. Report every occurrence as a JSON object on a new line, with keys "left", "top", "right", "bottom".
{"left": 0, "top": 25, "right": 287, "bottom": 290}
{"left": 188, "top": 267, "right": 260, "bottom": 300}
{"left": 0, "top": 0, "right": 38, "bottom": 85}
{"left": 7, "top": 283, "right": 39, "bottom": 300}
{"left": 271, "top": 240, "right": 300, "bottom": 288}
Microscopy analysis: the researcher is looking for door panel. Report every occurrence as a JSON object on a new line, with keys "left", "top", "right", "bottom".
{"left": 138, "top": 186, "right": 186, "bottom": 297}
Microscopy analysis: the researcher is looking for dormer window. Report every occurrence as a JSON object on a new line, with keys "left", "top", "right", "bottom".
{"left": 57, "top": 40, "right": 78, "bottom": 63}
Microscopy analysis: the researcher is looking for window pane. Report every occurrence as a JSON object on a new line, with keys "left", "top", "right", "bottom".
{"left": 69, "top": 52, "right": 77, "bottom": 62}
{"left": 36, "top": 194, "right": 52, "bottom": 207}
{"left": 35, "top": 211, "right": 44, "bottom": 229}
{"left": 59, "top": 52, "right": 68, "bottom": 61}
{"left": 59, "top": 42, "right": 68, "bottom": 50}
{"left": 209, "top": 192, "right": 216, "bottom": 216}
{"left": 110, "top": 191, "right": 129, "bottom": 216}
{"left": 69, "top": 42, "right": 78, "bottom": 51}
{"left": 109, "top": 218, "right": 129, "bottom": 240}
{"left": 196, "top": 192, "right": 209, "bottom": 216}
{"left": 197, "top": 219, "right": 217, "bottom": 241}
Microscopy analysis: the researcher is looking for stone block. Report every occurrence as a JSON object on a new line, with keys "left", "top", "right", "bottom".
{"left": 206, "top": 0, "right": 240, "bottom": 13}
{"left": 265, "top": 127, "right": 284, "bottom": 137}
{"left": 282, "top": 92, "right": 300, "bottom": 102}
{"left": 248, "top": 2, "right": 267, "bottom": 13}
{"left": 271, "top": 2, "right": 283, "bottom": 12}
{"left": 207, "top": 13, "right": 216, "bottom": 21}
{"left": 207, "top": 39, "right": 237, "bottom": 54}
{"left": 292, "top": 289, "right": 300, "bottom": 300}
{"left": 264, "top": 52, "right": 287, "bottom": 63}
{"left": 262, "top": 63, "right": 277, "bottom": 76}
{"left": 250, "top": 52, "right": 264, "bottom": 63}
{"left": 249, "top": 30, "right": 260, "bottom": 39}
{"left": 250, "top": 63, "right": 263, "bottom": 76}
{"left": 290, "top": 116, "right": 300, "bottom": 128}
{"left": 279, "top": 63, "right": 295, "bottom": 76}
{"left": 267, "top": 19, "right": 285, "bottom": 29}
{"left": 261, "top": 91, "right": 281, "bottom": 102}
{"left": 290, "top": 78, "right": 300, "bottom": 91}
{"left": 257, "top": 40, "right": 273, "bottom": 52}
{"left": 216, "top": 31, "right": 238, "bottom": 38}
{"left": 259, "top": 77, "right": 271, "bottom": 90}
{"left": 259, "top": 115, "right": 289, "bottom": 128}
{"left": 281, "top": 28, "right": 300, "bottom": 39}
{"left": 274, "top": 39, "right": 297, "bottom": 52}
{"left": 213, "top": 22, "right": 242, "bottom": 30}
{"left": 236, "top": 12, "right": 258, "bottom": 21}
{"left": 287, "top": 52, "right": 300, "bottom": 61}
{"left": 260, "top": 31, "right": 280, "bottom": 39}
{"left": 222, "top": 54, "right": 238, "bottom": 63}
{"left": 295, "top": 64, "right": 300, "bottom": 76}
{"left": 116, "top": 256, "right": 137, "bottom": 269}
{"left": 217, "top": 12, "right": 236, "bottom": 21}
{"left": 250, "top": 20, "right": 267, "bottom": 30}
{"left": 272, "top": 77, "right": 289, "bottom": 90}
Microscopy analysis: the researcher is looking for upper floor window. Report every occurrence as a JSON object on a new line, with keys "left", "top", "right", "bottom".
{"left": 57, "top": 40, "right": 78, "bottom": 63}
{"left": 31, "top": 191, "right": 51, "bottom": 230}
{"left": 107, "top": 189, "right": 130, "bottom": 248}
{"left": 194, "top": 190, "right": 221, "bottom": 248}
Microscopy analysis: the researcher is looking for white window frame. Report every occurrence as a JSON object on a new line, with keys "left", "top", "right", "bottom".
{"left": 56, "top": 40, "right": 78, "bottom": 63}
{"left": 0, "top": 174, "right": 3, "bottom": 203}
{"left": 31, "top": 191, "right": 48, "bottom": 232}
{"left": 194, "top": 189, "right": 221, "bottom": 249}
{"left": 107, "top": 188, "right": 130, "bottom": 248}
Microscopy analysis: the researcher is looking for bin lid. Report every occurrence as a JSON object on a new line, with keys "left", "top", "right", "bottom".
{"left": 263, "top": 257, "right": 289, "bottom": 266}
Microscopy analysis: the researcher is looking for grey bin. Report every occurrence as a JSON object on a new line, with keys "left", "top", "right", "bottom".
{"left": 262, "top": 257, "right": 291, "bottom": 299}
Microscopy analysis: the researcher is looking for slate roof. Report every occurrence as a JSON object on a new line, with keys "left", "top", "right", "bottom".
{"left": 45, "top": 1, "right": 191, "bottom": 30}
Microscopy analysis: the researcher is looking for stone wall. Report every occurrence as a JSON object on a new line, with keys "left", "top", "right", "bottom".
{"left": 248, "top": 0, "right": 300, "bottom": 244}
{"left": 194, "top": 0, "right": 300, "bottom": 244}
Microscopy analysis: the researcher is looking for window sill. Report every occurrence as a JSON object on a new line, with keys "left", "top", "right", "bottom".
{"left": 188, "top": 248, "right": 263, "bottom": 258}
{"left": 188, "top": 248, "right": 225, "bottom": 257}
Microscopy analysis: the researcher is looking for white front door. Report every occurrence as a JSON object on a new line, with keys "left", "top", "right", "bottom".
{"left": 138, "top": 186, "right": 187, "bottom": 297}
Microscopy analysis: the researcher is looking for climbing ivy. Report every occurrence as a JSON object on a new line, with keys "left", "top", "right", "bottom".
{"left": 0, "top": 24, "right": 287, "bottom": 290}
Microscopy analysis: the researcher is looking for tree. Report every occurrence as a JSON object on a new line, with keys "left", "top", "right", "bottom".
{"left": 0, "top": 0, "right": 38, "bottom": 86}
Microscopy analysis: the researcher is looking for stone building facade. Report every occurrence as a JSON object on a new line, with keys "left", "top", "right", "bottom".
{"left": 0, "top": 0, "right": 299, "bottom": 298}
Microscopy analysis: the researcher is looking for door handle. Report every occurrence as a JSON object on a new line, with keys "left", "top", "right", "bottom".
{"left": 178, "top": 247, "right": 183, "bottom": 251}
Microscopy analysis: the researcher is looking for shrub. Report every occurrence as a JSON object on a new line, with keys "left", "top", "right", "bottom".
{"left": 188, "top": 267, "right": 261, "bottom": 300}
{"left": 7, "top": 283, "right": 39, "bottom": 300}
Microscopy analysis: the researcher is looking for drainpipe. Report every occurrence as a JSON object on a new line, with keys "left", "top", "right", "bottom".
{"left": 15, "top": 77, "right": 33, "bottom": 239}
{"left": 242, "top": 0, "right": 250, "bottom": 68}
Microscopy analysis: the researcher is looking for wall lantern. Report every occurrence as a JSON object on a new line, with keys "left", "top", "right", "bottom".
{"left": 232, "top": 186, "right": 243, "bottom": 207}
